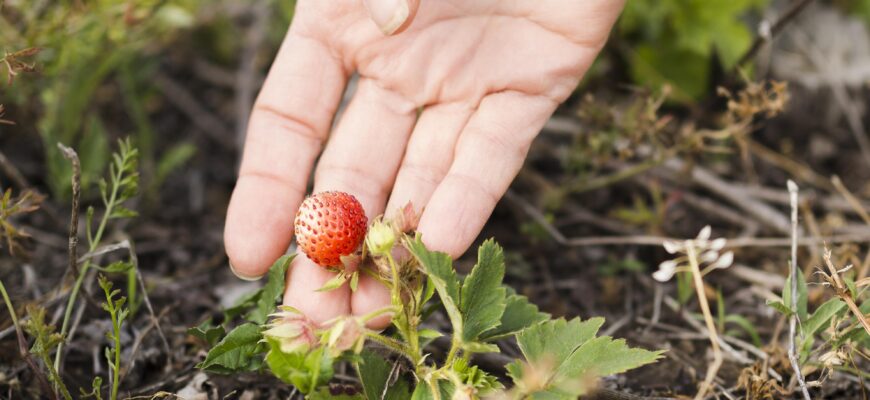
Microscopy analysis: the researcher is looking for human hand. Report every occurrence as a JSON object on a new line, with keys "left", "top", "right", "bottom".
{"left": 224, "top": 0, "right": 625, "bottom": 328}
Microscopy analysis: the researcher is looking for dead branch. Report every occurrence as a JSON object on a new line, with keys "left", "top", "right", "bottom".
{"left": 57, "top": 144, "right": 81, "bottom": 280}
{"left": 662, "top": 159, "right": 792, "bottom": 234}
{"left": 786, "top": 181, "right": 811, "bottom": 400}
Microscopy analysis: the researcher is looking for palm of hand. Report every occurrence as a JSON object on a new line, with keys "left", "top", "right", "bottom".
{"left": 224, "top": 0, "right": 624, "bottom": 327}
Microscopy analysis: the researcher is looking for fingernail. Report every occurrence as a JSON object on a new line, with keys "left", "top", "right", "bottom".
{"left": 363, "top": 0, "right": 409, "bottom": 35}
{"left": 229, "top": 262, "right": 262, "bottom": 281}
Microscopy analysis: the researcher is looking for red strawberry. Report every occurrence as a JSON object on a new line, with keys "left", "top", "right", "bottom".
{"left": 294, "top": 191, "right": 367, "bottom": 268}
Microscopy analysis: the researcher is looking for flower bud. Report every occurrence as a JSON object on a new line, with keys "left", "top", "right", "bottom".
{"left": 366, "top": 220, "right": 396, "bottom": 256}
{"left": 326, "top": 317, "right": 365, "bottom": 354}
{"left": 262, "top": 306, "right": 317, "bottom": 354}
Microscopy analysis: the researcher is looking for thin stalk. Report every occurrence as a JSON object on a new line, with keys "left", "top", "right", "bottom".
{"left": 787, "top": 181, "right": 812, "bottom": 400}
{"left": 109, "top": 305, "right": 121, "bottom": 400}
{"left": 0, "top": 278, "right": 19, "bottom": 328}
{"left": 444, "top": 340, "right": 459, "bottom": 367}
{"left": 686, "top": 242, "right": 722, "bottom": 400}
{"left": 365, "top": 331, "right": 414, "bottom": 360}
{"left": 385, "top": 251, "right": 421, "bottom": 365}
{"left": 1, "top": 279, "right": 58, "bottom": 399}
{"left": 359, "top": 305, "right": 399, "bottom": 324}
{"left": 54, "top": 162, "right": 122, "bottom": 373}
{"left": 39, "top": 351, "right": 72, "bottom": 400}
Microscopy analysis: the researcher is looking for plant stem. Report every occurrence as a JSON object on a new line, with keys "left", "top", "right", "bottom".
{"left": 787, "top": 181, "right": 812, "bottom": 400}
{"left": 365, "top": 332, "right": 414, "bottom": 360}
{"left": 686, "top": 242, "right": 722, "bottom": 400}
{"left": 109, "top": 304, "right": 121, "bottom": 400}
{"left": 54, "top": 160, "right": 122, "bottom": 374}
{"left": 1, "top": 279, "right": 58, "bottom": 399}
{"left": 385, "top": 251, "right": 421, "bottom": 366}
{"left": 385, "top": 251, "right": 402, "bottom": 307}
{"left": 0, "top": 278, "right": 19, "bottom": 328}
{"left": 40, "top": 353, "right": 72, "bottom": 400}
{"left": 444, "top": 339, "right": 460, "bottom": 367}
{"left": 359, "top": 305, "right": 399, "bottom": 324}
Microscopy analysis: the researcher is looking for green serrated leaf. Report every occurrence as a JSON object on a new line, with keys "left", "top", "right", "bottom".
{"left": 101, "top": 260, "right": 133, "bottom": 273}
{"left": 357, "top": 350, "right": 393, "bottom": 400}
{"left": 480, "top": 292, "right": 549, "bottom": 341}
{"left": 224, "top": 288, "right": 262, "bottom": 321}
{"left": 245, "top": 255, "right": 294, "bottom": 324}
{"left": 197, "top": 323, "right": 264, "bottom": 373}
{"left": 452, "top": 358, "right": 504, "bottom": 395}
{"left": 265, "top": 341, "right": 333, "bottom": 394}
{"left": 407, "top": 237, "right": 463, "bottom": 335}
{"left": 460, "top": 239, "right": 507, "bottom": 343}
{"left": 188, "top": 320, "right": 225, "bottom": 347}
{"left": 357, "top": 350, "right": 411, "bottom": 400}
{"left": 410, "top": 379, "right": 454, "bottom": 400}
{"left": 517, "top": 318, "right": 605, "bottom": 366}
{"left": 509, "top": 318, "right": 662, "bottom": 398}
{"left": 560, "top": 336, "right": 663, "bottom": 379}
{"left": 108, "top": 205, "right": 138, "bottom": 219}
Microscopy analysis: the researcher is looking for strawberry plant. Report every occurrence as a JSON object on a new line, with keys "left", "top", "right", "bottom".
{"left": 197, "top": 192, "right": 663, "bottom": 399}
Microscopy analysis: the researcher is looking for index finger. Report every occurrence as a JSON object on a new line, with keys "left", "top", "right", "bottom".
{"left": 224, "top": 28, "right": 348, "bottom": 279}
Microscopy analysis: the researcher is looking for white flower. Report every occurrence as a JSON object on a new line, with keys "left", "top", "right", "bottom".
{"left": 709, "top": 238, "right": 727, "bottom": 251}
{"left": 653, "top": 260, "right": 678, "bottom": 282}
{"left": 710, "top": 251, "right": 734, "bottom": 269}
{"left": 700, "top": 251, "right": 719, "bottom": 263}
{"left": 696, "top": 225, "right": 712, "bottom": 242}
{"left": 654, "top": 227, "right": 733, "bottom": 282}
{"left": 663, "top": 240, "right": 682, "bottom": 254}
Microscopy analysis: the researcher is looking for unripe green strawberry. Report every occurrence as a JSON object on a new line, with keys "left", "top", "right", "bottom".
{"left": 294, "top": 191, "right": 367, "bottom": 268}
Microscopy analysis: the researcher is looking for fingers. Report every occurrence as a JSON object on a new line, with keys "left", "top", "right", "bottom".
{"left": 312, "top": 78, "right": 418, "bottom": 216}
{"left": 362, "top": 0, "right": 421, "bottom": 35}
{"left": 385, "top": 102, "right": 474, "bottom": 217}
{"left": 351, "top": 274, "right": 393, "bottom": 329}
{"left": 283, "top": 256, "right": 353, "bottom": 325}
{"left": 225, "top": 29, "right": 347, "bottom": 279}
{"left": 285, "top": 78, "right": 417, "bottom": 322}
{"left": 417, "top": 91, "right": 558, "bottom": 258}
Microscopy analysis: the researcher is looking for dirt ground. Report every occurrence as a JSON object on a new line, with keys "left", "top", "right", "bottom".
{"left": 1, "top": 2, "right": 869, "bottom": 399}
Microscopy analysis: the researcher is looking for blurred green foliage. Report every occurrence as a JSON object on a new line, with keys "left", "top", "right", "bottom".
{"left": 618, "top": 0, "right": 768, "bottom": 102}
{"left": 0, "top": 0, "right": 295, "bottom": 199}
{"left": 846, "top": 0, "right": 870, "bottom": 24}
{"left": 1, "top": 0, "right": 200, "bottom": 196}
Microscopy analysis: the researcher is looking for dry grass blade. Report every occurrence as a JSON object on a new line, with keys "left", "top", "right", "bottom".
{"left": 831, "top": 175, "right": 870, "bottom": 226}
{"left": 685, "top": 243, "right": 722, "bottom": 400}
{"left": 821, "top": 250, "right": 870, "bottom": 336}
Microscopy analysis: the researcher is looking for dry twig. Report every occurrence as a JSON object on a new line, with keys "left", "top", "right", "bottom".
{"left": 786, "top": 181, "right": 811, "bottom": 400}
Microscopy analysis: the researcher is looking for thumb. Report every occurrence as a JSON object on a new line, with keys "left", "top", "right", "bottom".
{"left": 362, "top": 0, "right": 420, "bottom": 35}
